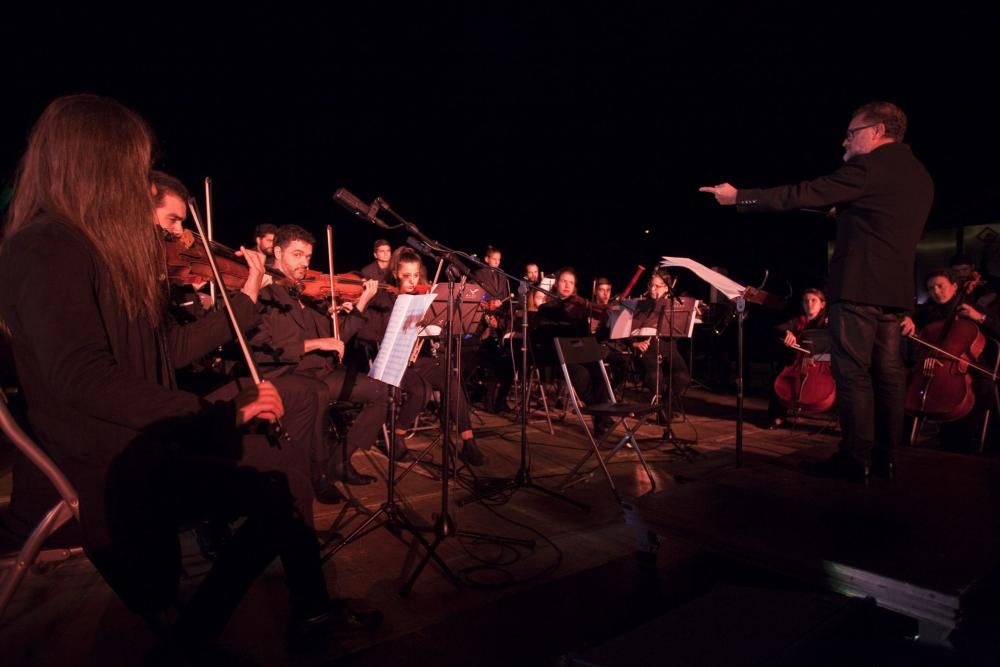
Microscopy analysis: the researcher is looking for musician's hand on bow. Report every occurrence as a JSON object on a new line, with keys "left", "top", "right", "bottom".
{"left": 235, "top": 380, "right": 284, "bottom": 426}
{"left": 783, "top": 331, "right": 798, "bottom": 347}
{"left": 305, "top": 337, "right": 345, "bottom": 356}
{"left": 355, "top": 279, "right": 379, "bottom": 313}
{"left": 698, "top": 183, "right": 737, "bottom": 206}
{"left": 334, "top": 300, "right": 355, "bottom": 315}
{"left": 900, "top": 316, "right": 916, "bottom": 337}
{"left": 633, "top": 339, "right": 651, "bottom": 353}
{"left": 237, "top": 246, "right": 267, "bottom": 303}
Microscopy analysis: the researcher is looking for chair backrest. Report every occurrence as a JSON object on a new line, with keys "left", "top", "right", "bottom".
{"left": 553, "top": 336, "right": 603, "bottom": 366}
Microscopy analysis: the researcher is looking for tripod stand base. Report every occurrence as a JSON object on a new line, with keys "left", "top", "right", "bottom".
{"left": 457, "top": 467, "right": 591, "bottom": 511}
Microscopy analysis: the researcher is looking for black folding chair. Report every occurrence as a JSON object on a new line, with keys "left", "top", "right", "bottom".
{"left": 0, "top": 389, "right": 84, "bottom": 619}
{"left": 553, "top": 336, "right": 659, "bottom": 502}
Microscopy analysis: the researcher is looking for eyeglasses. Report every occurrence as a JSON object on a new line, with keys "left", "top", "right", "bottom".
{"left": 845, "top": 122, "right": 881, "bottom": 140}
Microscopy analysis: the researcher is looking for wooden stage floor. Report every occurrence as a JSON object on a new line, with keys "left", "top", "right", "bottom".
{"left": 2, "top": 388, "right": 998, "bottom": 665}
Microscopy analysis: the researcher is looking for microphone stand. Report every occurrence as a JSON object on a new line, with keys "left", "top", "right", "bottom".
{"left": 659, "top": 281, "right": 698, "bottom": 458}
{"left": 370, "top": 204, "right": 583, "bottom": 511}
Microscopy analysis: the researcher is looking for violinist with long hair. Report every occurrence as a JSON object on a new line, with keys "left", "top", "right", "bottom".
{"left": 768, "top": 288, "right": 832, "bottom": 429}
{"left": 0, "top": 95, "right": 369, "bottom": 656}
{"left": 901, "top": 270, "right": 1000, "bottom": 452}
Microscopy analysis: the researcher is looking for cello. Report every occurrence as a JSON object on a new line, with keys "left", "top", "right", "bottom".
{"left": 905, "top": 273, "right": 988, "bottom": 421}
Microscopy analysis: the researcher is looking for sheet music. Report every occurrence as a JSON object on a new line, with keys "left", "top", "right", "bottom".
{"left": 660, "top": 256, "right": 746, "bottom": 301}
{"left": 607, "top": 300, "right": 638, "bottom": 340}
{"left": 370, "top": 293, "right": 437, "bottom": 387}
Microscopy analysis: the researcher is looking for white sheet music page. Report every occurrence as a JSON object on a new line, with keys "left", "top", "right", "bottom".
{"left": 607, "top": 299, "right": 639, "bottom": 340}
{"left": 370, "top": 293, "right": 437, "bottom": 387}
{"left": 660, "top": 257, "right": 746, "bottom": 301}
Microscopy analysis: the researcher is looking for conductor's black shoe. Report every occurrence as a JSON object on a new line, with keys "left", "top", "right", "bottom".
{"left": 313, "top": 476, "right": 344, "bottom": 505}
{"left": 870, "top": 452, "right": 896, "bottom": 480}
{"left": 332, "top": 460, "right": 376, "bottom": 486}
{"left": 799, "top": 451, "right": 869, "bottom": 484}
{"left": 458, "top": 438, "right": 487, "bottom": 466}
{"left": 286, "top": 599, "right": 383, "bottom": 653}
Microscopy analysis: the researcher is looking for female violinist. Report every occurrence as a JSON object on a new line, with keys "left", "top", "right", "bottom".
{"left": 768, "top": 288, "right": 834, "bottom": 428}
{"left": 901, "top": 270, "right": 1000, "bottom": 452}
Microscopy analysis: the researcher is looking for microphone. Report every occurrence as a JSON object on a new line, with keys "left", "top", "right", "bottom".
{"left": 333, "top": 188, "right": 391, "bottom": 229}
{"left": 407, "top": 237, "right": 473, "bottom": 280}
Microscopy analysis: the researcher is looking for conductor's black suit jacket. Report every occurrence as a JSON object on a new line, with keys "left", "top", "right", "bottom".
{"left": 737, "top": 142, "right": 934, "bottom": 310}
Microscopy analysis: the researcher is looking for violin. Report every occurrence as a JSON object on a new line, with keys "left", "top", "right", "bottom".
{"left": 905, "top": 273, "right": 986, "bottom": 422}
{"left": 162, "top": 229, "right": 286, "bottom": 291}
{"left": 294, "top": 269, "right": 430, "bottom": 301}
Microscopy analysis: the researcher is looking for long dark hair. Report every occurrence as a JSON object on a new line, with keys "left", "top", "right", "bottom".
{"left": 4, "top": 95, "right": 164, "bottom": 326}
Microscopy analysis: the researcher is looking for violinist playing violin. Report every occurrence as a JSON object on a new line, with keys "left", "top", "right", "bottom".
{"left": 535, "top": 267, "right": 615, "bottom": 436}
{"left": 901, "top": 270, "right": 1000, "bottom": 452}
{"left": 768, "top": 288, "right": 832, "bottom": 429}
{"left": 249, "top": 224, "right": 390, "bottom": 489}
{"left": 0, "top": 94, "right": 366, "bottom": 655}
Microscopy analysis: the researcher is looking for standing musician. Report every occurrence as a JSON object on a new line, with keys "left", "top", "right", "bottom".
{"left": 354, "top": 248, "right": 488, "bottom": 466}
{"left": 255, "top": 223, "right": 278, "bottom": 265}
{"left": 701, "top": 101, "right": 934, "bottom": 482}
{"left": 901, "top": 270, "right": 1000, "bottom": 452}
{"left": 630, "top": 269, "right": 692, "bottom": 425}
{"left": 248, "top": 224, "right": 389, "bottom": 489}
{"left": 360, "top": 238, "right": 392, "bottom": 283}
{"left": 472, "top": 245, "right": 514, "bottom": 413}
{"left": 0, "top": 94, "right": 374, "bottom": 655}
{"left": 768, "top": 288, "right": 831, "bottom": 429}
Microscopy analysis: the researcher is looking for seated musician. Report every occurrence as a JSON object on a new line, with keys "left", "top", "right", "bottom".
{"left": 768, "top": 288, "right": 830, "bottom": 429}
{"left": 901, "top": 270, "right": 1000, "bottom": 452}
{"left": 360, "top": 238, "right": 392, "bottom": 282}
{"left": 0, "top": 94, "right": 376, "bottom": 656}
{"left": 249, "top": 224, "right": 390, "bottom": 489}
{"left": 950, "top": 252, "right": 998, "bottom": 310}
{"left": 254, "top": 223, "right": 277, "bottom": 265}
{"left": 630, "top": 269, "right": 692, "bottom": 424}
{"left": 535, "top": 267, "right": 615, "bottom": 434}
{"left": 151, "top": 171, "right": 213, "bottom": 321}
{"left": 472, "top": 245, "right": 514, "bottom": 413}
{"left": 355, "top": 248, "right": 488, "bottom": 466}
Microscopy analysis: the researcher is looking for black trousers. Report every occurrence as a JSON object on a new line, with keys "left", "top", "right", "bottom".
{"left": 635, "top": 339, "right": 690, "bottom": 413}
{"left": 398, "top": 356, "right": 473, "bottom": 434}
{"left": 100, "top": 438, "right": 328, "bottom": 648}
{"left": 828, "top": 302, "right": 905, "bottom": 463}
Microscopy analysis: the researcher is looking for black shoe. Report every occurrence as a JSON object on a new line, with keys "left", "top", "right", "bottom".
{"left": 332, "top": 460, "right": 376, "bottom": 486}
{"left": 871, "top": 451, "right": 896, "bottom": 480}
{"left": 313, "top": 476, "right": 344, "bottom": 505}
{"left": 286, "top": 599, "right": 383, "bottom": 653}
{"left": 800, "top": 451, "right": 870, "bottom": 484}
{"left": 458, "top": 438, "right": 487, "bottom": 466}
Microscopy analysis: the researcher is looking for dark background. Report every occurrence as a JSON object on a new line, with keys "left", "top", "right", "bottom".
{"left": 2, "top": 5, "right": 997, "bottom": 307}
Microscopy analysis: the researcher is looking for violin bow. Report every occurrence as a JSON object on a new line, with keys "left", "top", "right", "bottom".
{"left": 188, "top": 200, "right": 290, "bottom": 447}
{"left": 326, "top": 225, "right": 340, "bottom": 340}
{"left": 204, "top": 177, "right": 217, "bottom": 310}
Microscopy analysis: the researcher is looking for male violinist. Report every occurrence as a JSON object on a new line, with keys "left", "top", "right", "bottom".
{"left": 249, "top": 224, "right": 390, "bottom": 488}
{"left": 901, "top": 270, "right": 1000, "bottom": 452}
{"left": 701, "top": 101, "right": 934, "bottom": 482}
{"left": 630, "top": 269, "right": 692, "bottom": 427}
